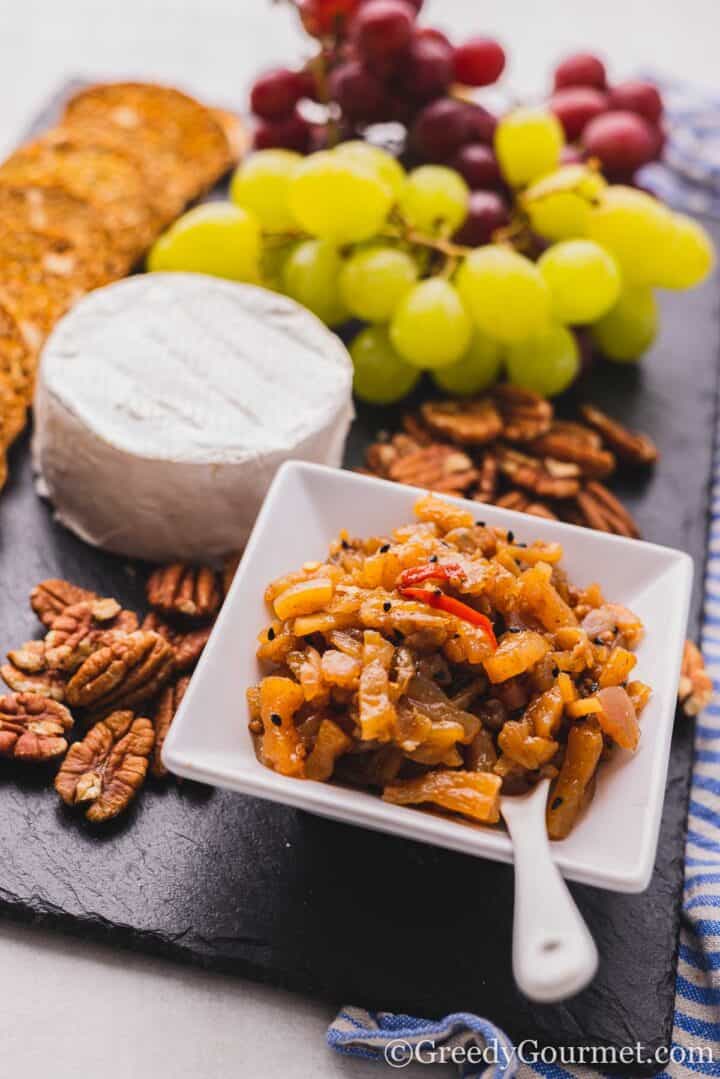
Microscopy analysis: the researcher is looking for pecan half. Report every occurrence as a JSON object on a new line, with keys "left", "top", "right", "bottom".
{"left": 579, "top": 403, "right": 659, "bottom": 466}
{"left": 492, "top": 385, "right": 553, "bottom": 441}
{"left": 575, "top": 482, "right": 641, "bottom": 538}
{"left": 401, "top": 412, "right": 434, "bottom": 446}
{"left": 147, "top": 563, "right": 222, "bottom": 620}
{"left": 473, "top": 450, "right": 499, "bottom": 503}
{"left": 55, "top": 710, "right": 154, "bottom": 822}
{"left": 526, "top": 425, "right": 616, "bottom": 480}
{"left": 494, "top": 490, "right": 529, "bottom": 512}
{"left": 1, "top": 647, "right": 67, "bottom": 701}
{"left": 0, "top": 693, "right": 73, "bottom": 761}
{"left": 151, "top": 675, "right": 190, "bottom": 778}
{"left": 387, "top": 443, "right": 478, "bottom": 494}
{"left": 44, "top": 598, "right": 124, "bottom": 671}
{"left": 420, "top": 398, "right": 503, "bottom": 446}
{"left": 31, "top": 579, "right": 98, "bottom": 628}
{"left": 678, "top": 640, "right": 714, "bottom": 717}
{"left": 497, "top": 446, "right": 581, "bottom": 499}
{"left": 66, "top": 631, "right": 175, "bottom": 715}
{"left": 141, "top": 612, "right": 212, "bottom": 673}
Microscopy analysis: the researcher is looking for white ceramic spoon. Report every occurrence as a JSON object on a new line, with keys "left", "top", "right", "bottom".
{"left": 500, "top": 777, "right": 599, "bottom": 1003}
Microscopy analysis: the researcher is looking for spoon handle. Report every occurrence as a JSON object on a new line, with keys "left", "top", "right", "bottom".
{"left": 501, "top": 779, "right": 599, "bottom": 1003}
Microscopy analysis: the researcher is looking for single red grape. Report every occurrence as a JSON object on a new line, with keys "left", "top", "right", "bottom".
{"left": 250, "top": 68, "right": 307, "bottom": 121}
{"left": 254, "top": 110, "right": 312, "bottom": 153}
{"left": 396, "top": 31, "right": 453, "bottom": 101}
{"left": 351, "top": 0, "right": 416, "bottom": 61}
{"left": 553, "top": 52, "right": 607, "bottom": 91}
{"left": 451, "top": 143, "right": 502, "bottom": 189}
{"left": 400, "top": 0, "right": 423, "bottom": 9}
{"left": 298, "top": 0, "right": 362, "bottom": 37}
{"left": 453, "top": 190, "right": 509, "bottom": 246}
{"left": 464, "top": 103, "right": 497, "bottom": 144}
{"left": 410, "top": 98, "right": 472, "bottom": 160}
{"left": 582, "top": 110, "right": 657, "bottom": 172}
{"left": 329, "top": 61, "right": 388, "bottom": 121}
{"left": 550, "top": 87, "right": 607, "bottom": 140}
{"left": 453, "top": 37, "right": 506, "bottom": 87}
{"left": 414, "top": 25, "right": 451, "bottom": 47}
{"left": 607, "top": 80, "right": 663, "bottom": 124}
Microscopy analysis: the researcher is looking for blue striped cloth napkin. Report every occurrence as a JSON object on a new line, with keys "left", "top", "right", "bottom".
{"left": 328, "top": 80, "right": 720, "bottom": 1077}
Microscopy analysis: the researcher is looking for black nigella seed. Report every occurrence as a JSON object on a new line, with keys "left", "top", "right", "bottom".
{"left": 380, "top": 543, "right": 390, "bottom": 553}
{"left": 516, "top": 541, "right": 528, "bottom": 548}
{"left": 434, "top": 588, "right": 443, "bottom": 597}
{"left": 383, "top": 601, "right": 392, "bottom": 612}
{"left": 594, "top": 637, "right": 605, "bottom": 646}
{"left": 475, "top": 520, "right": 485, "bottom": 527}
{"left": 551, "top": 796, "right": 564, "bottom": 811}
{"left": 341, "top": 538, "right": 349, "bottom": 550}
{"left": 507, "top": 530, "right": 514, "bottom": 543}
{"left": 429, "top": 554, "right": 438, "bottom": 563}
{"left": 394, "top": 629, "right": 405, "bottom": 641}
{"left": 270, "top": 713, "right": 282, "bottom": 727}
{"left": 267, "top": 627, "right": 276, "bottom": 641}
{"left": 589, "top": 681, "right": 599, "bottom": 693}
{"left": 552, "top": 666, "right": 560, "bottom": 677}
{"left": 509, "top": 626, "right": 521, "bottom": 633}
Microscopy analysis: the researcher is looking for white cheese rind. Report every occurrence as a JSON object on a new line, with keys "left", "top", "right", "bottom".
{"left": 33, "top": 273, "right": 354, "bottom": 561}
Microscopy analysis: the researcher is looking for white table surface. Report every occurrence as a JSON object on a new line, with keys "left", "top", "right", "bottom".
{"left": 0, "top": 2, "right": 718, "bottom": 1076}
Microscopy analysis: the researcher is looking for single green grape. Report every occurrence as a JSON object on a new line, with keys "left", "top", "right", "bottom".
{"left": 494, "top": 108, "right": 564, "bottom": 188}
{"left": 651, "top": 213, "right": 715, "bottom": 289}
{"left": 334, "top": 141, "right": 406, "bottom": 200}
{"left": 538, "top": 239, "right": 621, "bottom": 324}
{"left": 339, "top": 246, "right": 418, "bottom": 323}
{"left": 432, "top": 329, "right": 504, "bottom": 396}
{"left": 282, "top": 239, "right": 348, "bottom": 327}
{"left": 390, "top": 278, "right": 472, "bottom": 369}
{"left": 288, "top": 151, "right": 392, "bottom": 244}
{"left": 456, "top": 246, "right": 550, "bottom": 343}
{"left": 523, "top": 165, "right": 606, "bottom": 241}
{"left": 591, "top": 286, "right": 658, "bottom": 362}
{"left": 505, "top": 324, "right": 580, "bottom": 397}
{"left": 260, "top": 241, "right": 298, "bottom": 292}
{"left": 398, "top": 166, "right": 469, "bottom": 234}
{"left": 587, "top": 185, "right": 675, "bottom": 285}
{"left": 147, "top": 202, "right": 261, "bottom": 282}
{"left": 230, "top": 149, "right": 302, "bottom": 232}
{"left": 350, "top": 325, "right": 421, "bottom": 405}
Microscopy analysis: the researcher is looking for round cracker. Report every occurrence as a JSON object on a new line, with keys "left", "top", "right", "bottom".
{"left": 0, "top": 184, "right": 127, "bottom": 282}
{"left": 0, "top": 132, "right": 158, "bottom": 261}
{"left": 62, "top": 82, "right": 235, "bottom": 222}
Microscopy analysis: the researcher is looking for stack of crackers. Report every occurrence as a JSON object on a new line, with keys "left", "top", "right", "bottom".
{"left": 0, "top": 82, "right": 244, "bottom": 491}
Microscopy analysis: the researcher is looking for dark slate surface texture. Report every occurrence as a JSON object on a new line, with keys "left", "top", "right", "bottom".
{"left": 0, "top": 89, "right": 718, "bottom": 1075}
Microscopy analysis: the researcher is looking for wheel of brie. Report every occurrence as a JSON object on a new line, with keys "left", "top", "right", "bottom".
{"left": 33, "top": 273, "right": 354, "bottom": 561}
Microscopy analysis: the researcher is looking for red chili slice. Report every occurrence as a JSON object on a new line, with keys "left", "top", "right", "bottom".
{"left": 399, "top": 585, "right": 498, "bottom": 650}
{"left": 396, "top": 562, "right": 465, "bottom": 589}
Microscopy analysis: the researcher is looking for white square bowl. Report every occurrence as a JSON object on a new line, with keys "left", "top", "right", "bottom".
{"left": 163, "top": 460, "right": 693, "bottom": 894}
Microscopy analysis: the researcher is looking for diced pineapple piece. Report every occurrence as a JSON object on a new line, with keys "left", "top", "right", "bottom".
{"left": 305, "top": 719, "right": 352, "bottom": 781}
{"left": 508, "top": 541, "right": 563, "bottom": 565}
{"left": 320, "top": 649, "right": 361, "bottom": 689}
{"left": 383, "top": 770, "right": 502, "bottom": 823}
{"left": 256, "top": 620, "right": 296, "bottom": 663}
{"left": 287, "top": 647, "right": 328, "bottom": 704}
{"left": 546, "top": 721, "right": 603, "bottom": 840}
{"left": 358, "top": 630, "right": 396, "bottom": 742}
{"left": 483, "top": 630, "right": 549, "bottom": 684}
{"left": 273, "top": 578, "right": 335, "bottom": 620}
{"left": 598, "top": 646, "right": 637, "bottom": 688}
{"left": 526, "top": 686, "right": 564, "bottom": 739}
{"left": 627, "top": 680, "right": 652, "bottom": 715}
{"left": 259, "top": 676, "right": 306, "bottom": 778}
{"left": 414, "top": 494, "right": 474, "bottom": 533}
{"left": 520, "top": 562, "right": 578, "bottom": 632}
{"left": 498, "top": 721, "right": 559, "bottom": 770}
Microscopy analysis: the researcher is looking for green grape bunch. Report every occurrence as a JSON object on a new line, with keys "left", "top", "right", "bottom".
{"left": 147, "top": 113, "right": 715, "bottom": 406}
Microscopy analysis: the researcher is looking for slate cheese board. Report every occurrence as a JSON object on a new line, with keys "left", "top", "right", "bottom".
{"left": 0, "top": 89, "right": 719, "bottom": 1074}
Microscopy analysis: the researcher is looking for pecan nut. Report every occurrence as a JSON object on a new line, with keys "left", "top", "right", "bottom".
{"left": 55, "top": 710, "right": 154, "bottom": 822}
{"left": 526, "top": 425, "right": 616, "bottom": 480}
{"left": 575, "top": 481, "right": 641, "bottom": 538}
{"left": 31, "top": 579, "right": 98, "bottom": 628}
{"left": 2, "top": 645, "right": 67, "bottom": 701}
{"left": 151, "top": 675, "right": 190, "bottom": 778}
{"left": 387, "top": 443, "right": 478, "bottom": 494}
{"left": 366, "top": 433, "right": 422, "bottom": 477}
{"left": 147, "top": 563, "right": 222, "bottom": 620}
{"left": 141, "top": 612, "right": 212, "bottom": 673}
{"left": 66, "top": 631, "right": 175, "bottom": 714}
{"left": 678, "top": 640, "right": 714, "bottom": 717}
{"left": 579, "top": 403, "right": 659, "bottom": 466}
{"left": 473, "top": 450, "right": 499, "bottom": 503}
{"left": 491, "top": 385, "right": 552, "bottom": 441}
{"left": 44, "top": 598, "right": 124, "bottom": 671}
{"left": 420, "top": 398, "right": 503, "bottom": 446}
{"left": 0, "top": 693, "right": 73, "bottom": 761}
{"left": 497, "top": 446, "right": 581, "bottom": 499}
